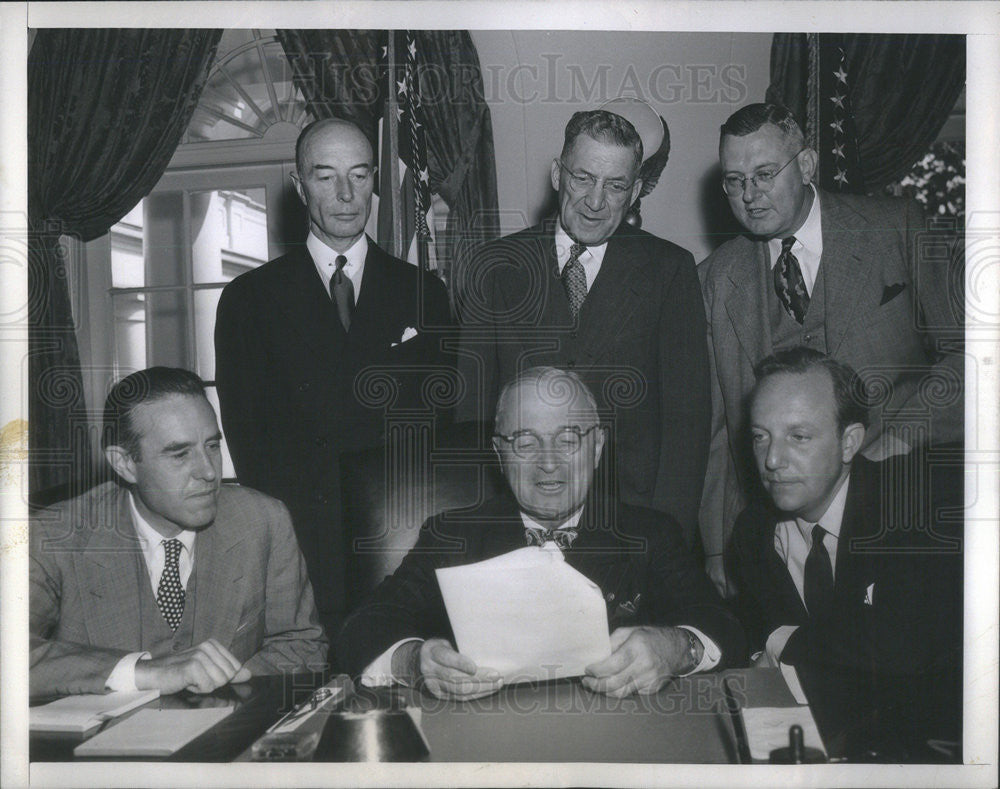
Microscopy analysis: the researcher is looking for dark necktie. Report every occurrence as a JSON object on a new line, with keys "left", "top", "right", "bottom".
{"left": 330, "top": 254, "right": 355, "bottom": 332}
{"left": 156, "top": 538, "right": 185, "bottom": 632}
{"left": 561, "top": 242, "right": 588, "bottom": 319}
{"left": 773, "top": 236, "right": 810, "bottom": 324}
{"left": 803, "top": 524, "right": 834, "bottom": 617}
{"left": 525, "top": 525, "right": 578, "bottom": 550}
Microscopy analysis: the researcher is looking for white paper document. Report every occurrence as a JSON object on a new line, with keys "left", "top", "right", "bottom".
{"left": 74, "top": 706, "right": 235, "bottom": 757}
{"left": 30, "top": 689, "right": 160, "bottom": 733}
{"left": 741, "top": 706, "right": 827, "bottom": 761}
{"left": 435, "top": 546, "right": 611, "bottom": 683}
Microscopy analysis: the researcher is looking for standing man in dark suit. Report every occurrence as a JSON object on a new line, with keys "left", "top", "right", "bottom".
{"left": 729, "top": 348, "right": 962, "bottom": 754}
{"left": 457, "top": 110, "right": 709, "bottom": 548}
{"left": 215, "top": 118, "right": 454, "bottom": 639}
{"left": 340, "top": 367, "right": 744, "bottom": 699}
{"left": 30, "top": 367, "right": 327, "bottom": 699}
{"left": 700, "top": 103, "right": 963, "bottom": 595}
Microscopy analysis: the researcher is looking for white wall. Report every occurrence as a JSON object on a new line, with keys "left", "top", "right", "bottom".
{"left": 470, "top": 31, "right": 773, "bottom": 262}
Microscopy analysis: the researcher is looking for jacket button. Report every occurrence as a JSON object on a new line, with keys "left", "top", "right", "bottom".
{"left": 298, "top": 382, "right": 311, "bottom": 392}
{"left": 172, "top": 643, "right": 183, "bottom": 651}
{"left": 804, "top": 333, "right": 813, "bottom": 342}
{"left": 607, "top": 592, "right": 615, "bottom": 602}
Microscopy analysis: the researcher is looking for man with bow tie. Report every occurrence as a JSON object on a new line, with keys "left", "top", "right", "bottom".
{"left": 338, "top": 367, "right": 744, "bottom": 700}
{"left": 728, "top": 348, "right": 962, "bottom": 752}
{"left": 214, "top": 118, "right": 454, "bottom": 640}
{"left": 699, "top": 102, "right": 964, "bottom": 597}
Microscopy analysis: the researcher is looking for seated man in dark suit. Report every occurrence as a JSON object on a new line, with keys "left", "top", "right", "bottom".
{"left": 729, "top": 347, "right": 962, "bottom": 752}
{"left": 30, "top": 367, "right": 328, "bottom": 699}
{"left": 339, "top": 366, "right": 744, "bottom": 700}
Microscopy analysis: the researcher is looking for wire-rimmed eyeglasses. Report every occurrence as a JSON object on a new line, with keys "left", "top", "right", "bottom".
{"left": 556, "top": 160, "right": 636, "bottom": 200}
{"left": 493, "top": 424, "right": 602, "bottom": 459}
{"left": 721, "top": 147, "right": 807, "bottom": 196}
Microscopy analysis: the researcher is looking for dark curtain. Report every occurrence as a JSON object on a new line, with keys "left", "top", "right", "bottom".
{"left": 767, "top": 34, "right": 965, "bottom": 191}
{"left": 28, "top": 29, "right": 221, "bottom": 501}
{"left": 277, "top": 29, "right": 500, "bottom": 311}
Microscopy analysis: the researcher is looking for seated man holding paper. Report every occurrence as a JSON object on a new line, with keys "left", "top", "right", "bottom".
{"left": 30, "top": 367, "right": 328, "bottom": 699}
{"left": 728, "top": 348, "right": 962, "bottom": 745}
{"left": 338, "top": 366, "right": 745, "bottom": 699}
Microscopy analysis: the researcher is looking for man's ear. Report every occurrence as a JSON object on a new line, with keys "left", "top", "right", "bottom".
{"left": 550, "top": 158, "right": 562, "bottom": 192}
{"left": 104, "top": 445, "right": 138, "bottom": 484}
{"left": 798, "top": 147, "right": 819, "bottom": 185}
{"left": 628, "top": 178, "right": 643, "bottom": 207}
{"left": 840, "top": 422, "right": 866, "bottom": 464}
{"left": 592, "top": 425, "right": 607, "bottom": 467}
{"left": 289, "top": 170, "right": 306, "bottom": 205}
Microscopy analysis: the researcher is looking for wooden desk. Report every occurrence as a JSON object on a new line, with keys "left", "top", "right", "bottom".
{"left": 32, "top": 669, "right": 796, "bottom": 764}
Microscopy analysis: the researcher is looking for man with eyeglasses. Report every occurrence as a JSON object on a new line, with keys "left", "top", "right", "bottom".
{"left": 339, "top": 367, "right": 744, "bottom": 699}
{"left": 457, "top": 109, "right": 710, "bottom": 554}
{"left": 698, "top": 103, "right": 963, "bottom": 598}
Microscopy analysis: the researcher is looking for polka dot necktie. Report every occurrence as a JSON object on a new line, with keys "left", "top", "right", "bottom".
{"left": 156, "top": 538, "right": 185, "bottom": 632}
{"left": 561, "top": 243, "right": 588, "bottom": 319}
{"left": 330, "top": 254, "right": 355, "bottom": 332}
{"left": 773, "top": 236, "right": 810, "bottom": 324}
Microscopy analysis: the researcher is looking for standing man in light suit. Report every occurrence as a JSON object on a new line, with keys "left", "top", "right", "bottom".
{"left": 215, "top": 118, "right": 454, "bottom": 640}
{"left": 699, "top": 103, "right": 963, "bottom": 595}
{"left": 457, "top": 110, "right": 710, "bottom": 549}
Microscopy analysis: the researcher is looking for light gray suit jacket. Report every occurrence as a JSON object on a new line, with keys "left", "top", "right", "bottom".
{"left": 698, "top": 190, "right": 963, "bottom": 562}
{"left": 30, "top": 482, "right": 328, "bottom": 698}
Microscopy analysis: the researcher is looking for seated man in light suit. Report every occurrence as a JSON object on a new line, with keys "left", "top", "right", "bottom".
{"left": 729, "top": 348, "right": 962, "bottom": 746}
{"left": 339, "top": 366, "right": 745, "bottom": 699}
{"left": 30, "top": 367, "right": 327, "bottom": 699}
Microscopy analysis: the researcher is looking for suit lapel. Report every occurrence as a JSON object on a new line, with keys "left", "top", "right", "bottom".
{"left": 724, "top": 240, "right": 773, "bottom": 366}
{"left": 76, "top": 487, "right": 145, "bottom": 650}
{"left": 272, "top": 246, "right": 348, "bottom": 358}
{"left": 833, "top": 462, "right": 878, "bottom": 603}
{"left": 574, "top": 231, "right": 648, "bottom": 362}
{"left": 818, "top": 193, "right": 879, "bottom": 356}
{"left": 191, "top": 502, "right": 248, "bottom": 644}
{"left": 759, "top": 509, "right": 809, "bottom": 622}
{"left": 350, "top": 241, "right": 391, "bottom": 342}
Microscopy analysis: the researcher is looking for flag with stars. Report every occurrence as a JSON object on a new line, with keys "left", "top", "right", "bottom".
{"left": 816, "top": 36, "right": 865, "bottom": 193}
{"left": 376, "top": 30, "right": 437, "bottom": 269}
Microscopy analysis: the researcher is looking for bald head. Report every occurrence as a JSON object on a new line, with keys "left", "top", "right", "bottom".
{"left": 295, "top": 118, "right": 374, "bottom": 174}
{"left": 494, "top": 367, "right": 598, "bottom": 435}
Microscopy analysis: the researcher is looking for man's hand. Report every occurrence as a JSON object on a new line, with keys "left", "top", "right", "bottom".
{"left": 582, "top": 626, "right": 702, "bottom": 698}
{"left": 134, "top": 639, "right": 251, "bottom": 694}
{"left": 406, "top": 638, "right": 502, "bottom": 700}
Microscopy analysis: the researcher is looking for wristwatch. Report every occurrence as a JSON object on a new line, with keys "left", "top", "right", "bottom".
{"left": 682, "top": 628, "right": 702, "bottom": 673}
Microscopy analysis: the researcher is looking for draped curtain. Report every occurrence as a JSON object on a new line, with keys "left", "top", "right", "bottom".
{"left": 28, "top": 28, "right": 221, "bottom": 500}
{"left": 277, "top": 29, "right": 500, "bottom": 312}
{"left": 767, "top": 34, "right": 965, "bottom": 193}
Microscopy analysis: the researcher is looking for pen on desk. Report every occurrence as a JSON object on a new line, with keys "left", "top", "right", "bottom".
{"left": 723, "top": 677, "right": 752, "bottom": 765}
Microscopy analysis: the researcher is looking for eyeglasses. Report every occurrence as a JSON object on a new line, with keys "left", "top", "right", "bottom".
{"left": 556, "top": 160, "right": 636, "bottom": 200}
{"left": 721, "top": 147, "right": 807, "bottom": 196}
{"left": 494, "top": 425, "right": 602, "bottom": 459}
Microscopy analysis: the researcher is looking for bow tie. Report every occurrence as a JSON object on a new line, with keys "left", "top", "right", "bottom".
{"left": 524, "top": 526, "right": 578, "bottom": 549}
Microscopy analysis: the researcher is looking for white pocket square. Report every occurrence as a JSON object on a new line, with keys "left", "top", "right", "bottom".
{"left": 391, "top": 326, "right": 418, "bottom": 347}
{"left": 864, "top": 583, "right": 875, "bottom": 606}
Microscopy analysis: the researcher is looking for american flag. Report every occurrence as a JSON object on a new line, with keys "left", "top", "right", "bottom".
{"left": 377, "top": 31, "right": 436, "bottom": 269}
{"left": 816, "top": 37, "right": 865, "bottom": 193}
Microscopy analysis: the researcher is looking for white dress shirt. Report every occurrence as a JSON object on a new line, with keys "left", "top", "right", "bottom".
{"left": 765, "top": 473, "right": 850, "bottom": 663}
{"left": 308, "top": 231, "right": 367, "bottom": 300}
{"left": 360, "top": 506, "right": 720, "bottom": 686}
{"left": 554, "top": 222, "right": 608, "bottom": 292}
{"left": 105, "top": 494, "right": 198, "bottom": 691}
{"left": 767, "top": 183, "right": 824, "bottom": 296}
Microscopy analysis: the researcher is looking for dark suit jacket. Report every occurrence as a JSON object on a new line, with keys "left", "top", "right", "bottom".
{"left": 699, "top": 190, "right": 964, "bottom": 562}
{"left": 456, "top": 219, "right": 710, "bottom": 545}
{"left": 728, "top": 455, "right": 963, "bottom": 676}
{"left": 338, "top": 491, "right": 746, "bottom": 678}
{"left": 30, "top": 482, "right": 328, "bottom": 699}
{"left": 214, "top": 238, "right": 454, "bottom": 629}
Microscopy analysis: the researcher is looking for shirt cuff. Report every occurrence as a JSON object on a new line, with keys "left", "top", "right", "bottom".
{"left": 677, "top": 626, "right": 721, "bottom": 675}
{"left": 359, "top": 639, "right": 423, "bottom": 688}
{"left": 105, "top": 651, "right": 152, "bottom": 691}
{"left": 766, "top": 625, "right": 799, "bottom": 665}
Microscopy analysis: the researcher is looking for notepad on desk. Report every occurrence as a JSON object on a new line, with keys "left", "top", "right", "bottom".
{"left": 741, "top": 706, "right": 826, "bottom": 761}
{"left": 74, "top": 706, "right": 235, "bottom": 758}
{"left": 30, "top": 690, "right": 160, "bottom": 734}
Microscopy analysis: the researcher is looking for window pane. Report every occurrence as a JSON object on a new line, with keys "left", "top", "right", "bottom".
{"left": 204, "top": 385, "right": 237, "bottom": 480}
{"left": 193, "top": 287, "right": 223, "bottom": 381}
{"left": 145, "top": 290, "right": 190, "bottom": 369}
{"left": 112, "top": 292, "right": 146, "bottom": 374}
{"left": 110, "top": 203, "right": 145, "bottom": 287}
{"left": 191, "top": 188, "right": 269, "bottom": 284}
